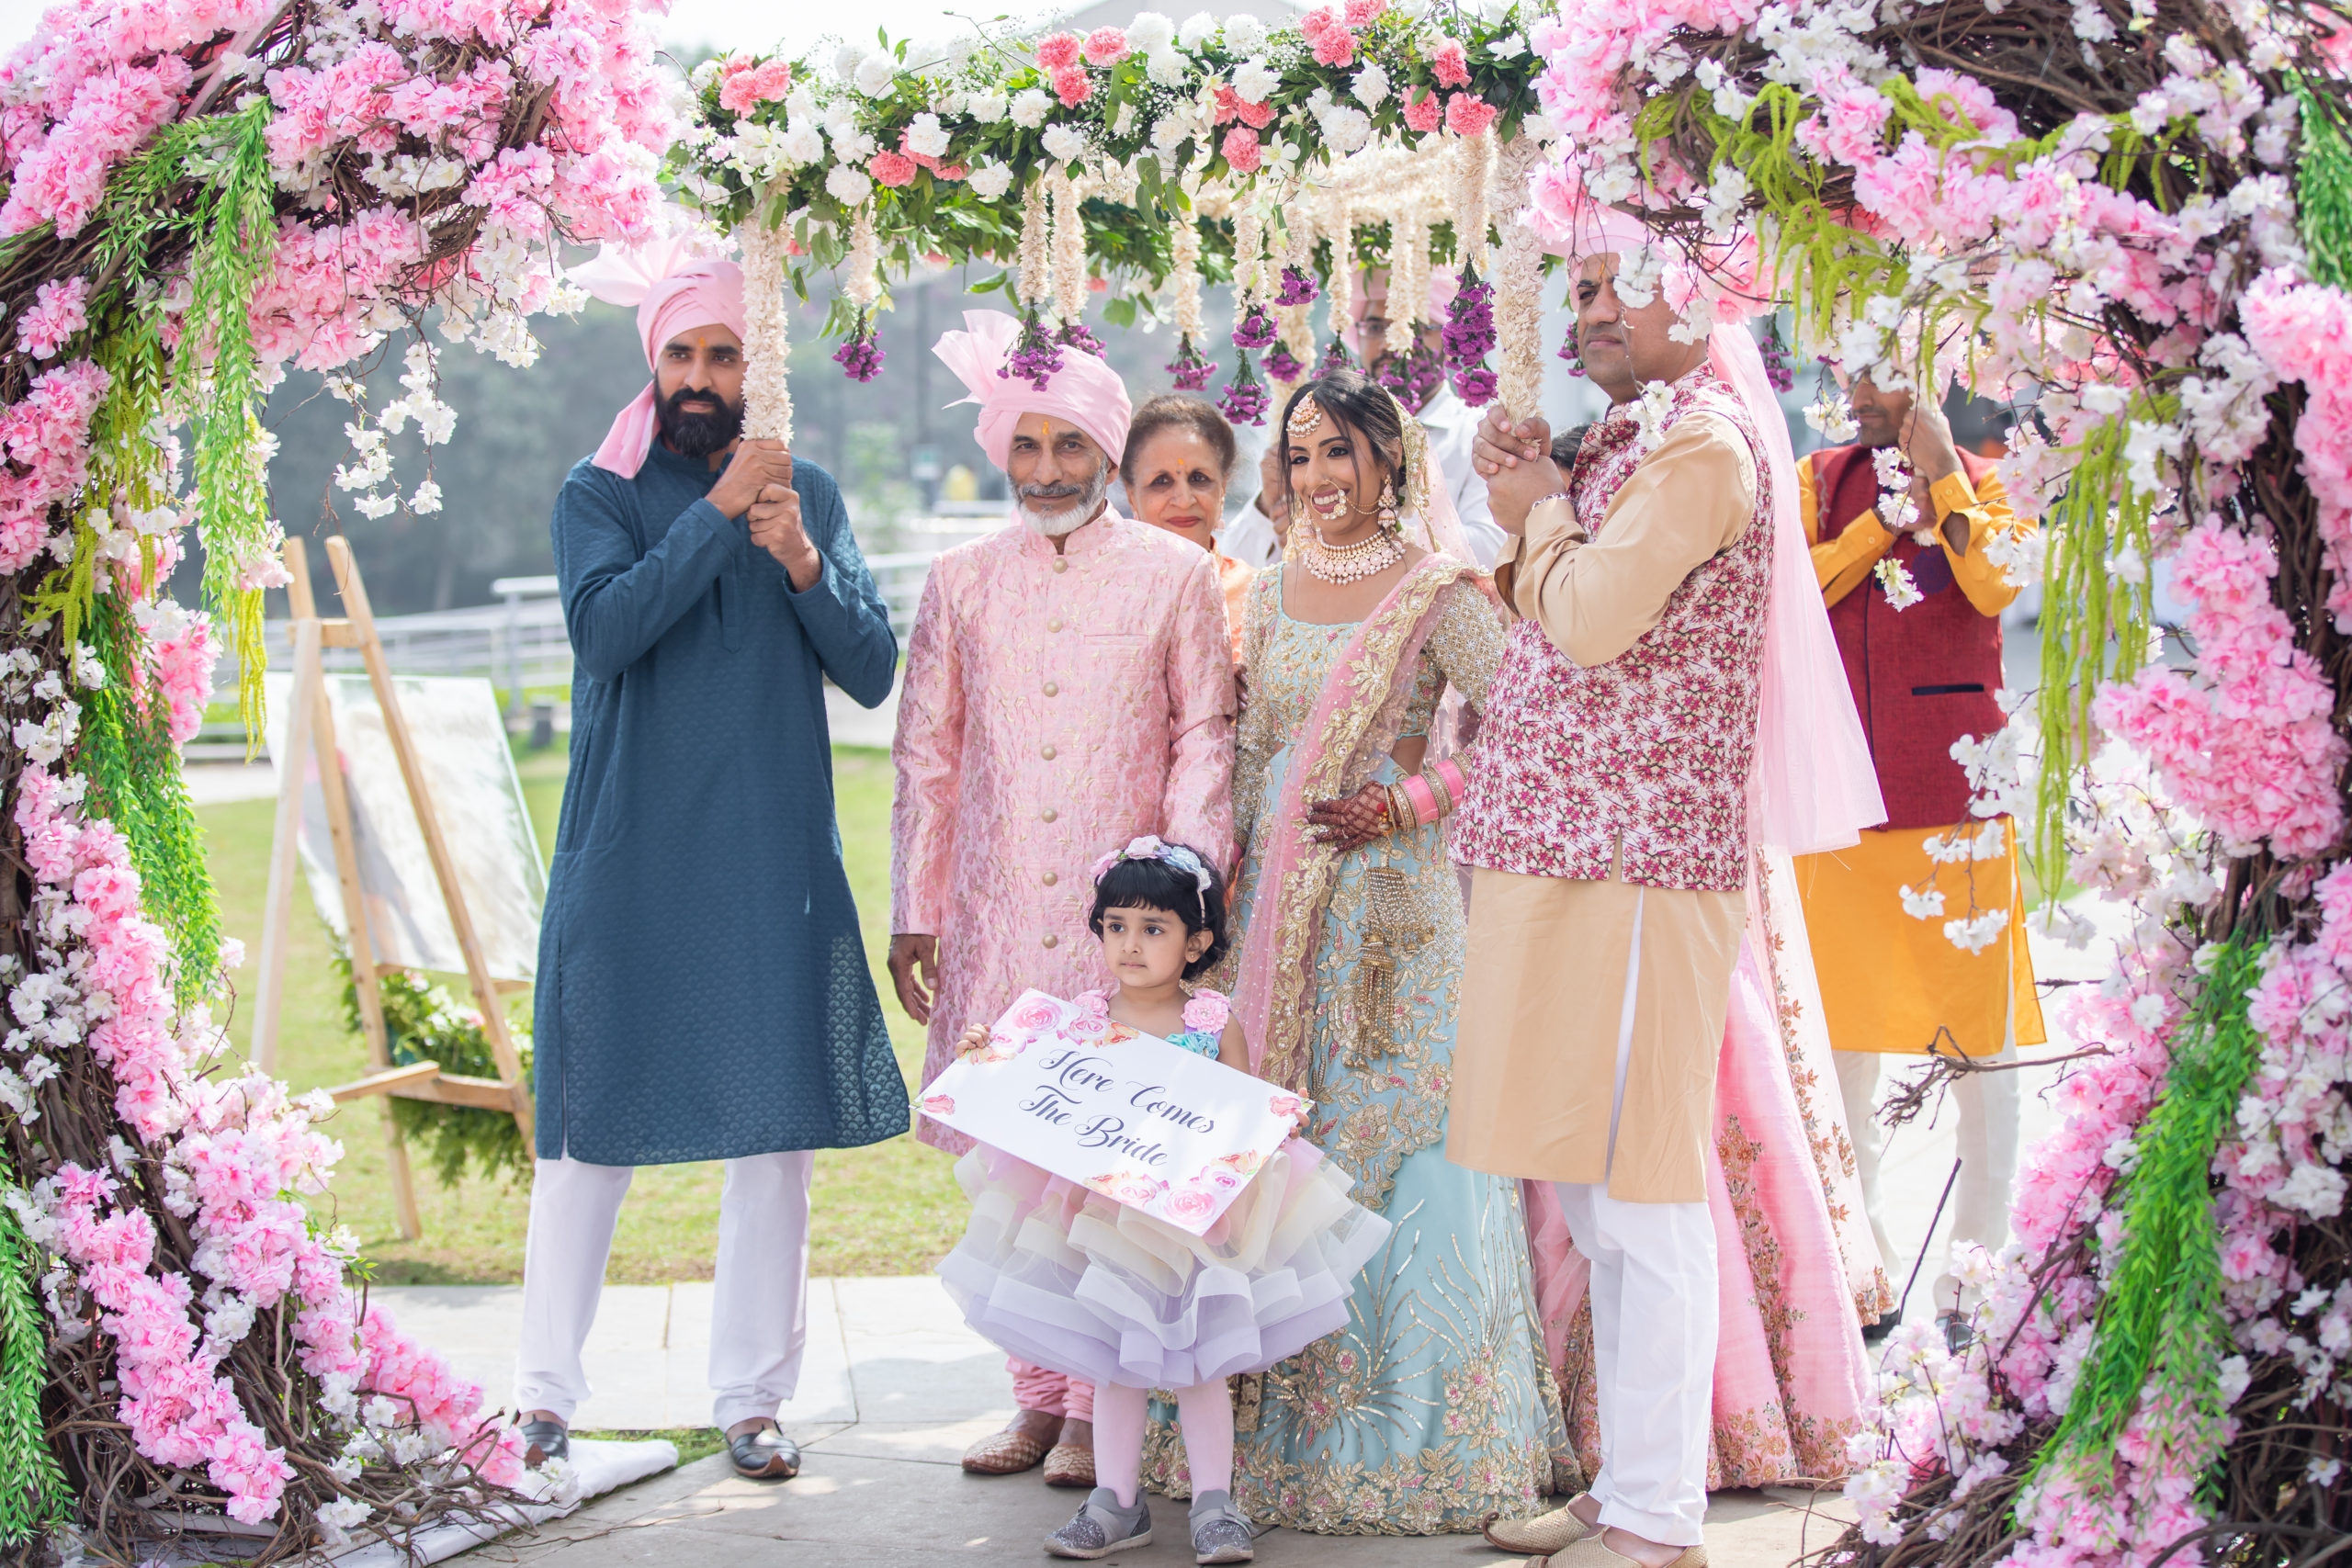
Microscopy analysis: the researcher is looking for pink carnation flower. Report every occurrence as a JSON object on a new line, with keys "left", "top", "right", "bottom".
{"left": 1402, "top": 87, "right": 1442, "bottom": 134}
{"left": 870, "top": 150, "right": 918, "bottom": 187}
{"left": 718, "top": 56, "right": 792, "bottom": 116}
{"left": 1221, "top": 126, "right": 1263, "bottom": 174}
{"left": 1035, "top": 31, "right": 1081, "bottom": 70}
{"left": 1444, "top": 93, "right": 1498, "bottom": 137}
{"left": 1082, "top": 27, "right": 1129, "bottom": 64}
{"left": 1343, "top": 0, "right": 1387, "bottom": 22}
{"left": 1430, "top": 38, "right": 1470, "bottom": 87}
{"left": 1052, "top": 65, "right": 1092, "bottom": 107}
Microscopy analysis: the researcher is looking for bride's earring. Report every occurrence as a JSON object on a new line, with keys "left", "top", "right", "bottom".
{"left": 1376, "top": 477, "right": 1399, "bottom": 532}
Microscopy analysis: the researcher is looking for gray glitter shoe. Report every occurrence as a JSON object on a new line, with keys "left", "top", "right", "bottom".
{"left": 1044, "top": 1487, "right": 1151, "bottom": 1560}
{"left": 1189, "top": 1489, "right": 1254, "bottom": 1564}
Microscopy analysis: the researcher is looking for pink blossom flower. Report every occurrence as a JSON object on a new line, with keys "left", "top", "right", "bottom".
{"left": 1343, "top": 0, "right": 1387, "bottom": 24}
{"left": 1402, "top": 86, "right": 1442, "bottom": 134}
{"left": 1081, "top": 28, "right": 1128, "bottom": 65}
{"left": 1221, "top": 125, "right": 1263, "bottom": 174}
{"left": 1182, "top": 990, "right": 1229, "bottom": 1033}
{"left": 1035, "top": 31, "right": 1081, "bottom": 70}
{"left": 869, "top": 150, "right": 918, "bottom": 186}
{"left": 717, "top": 55, "right": 792, "bottom": 116}
{"left": 17, "top": 275, "right": 87, "bottom": 358}
{"left": 1052, "top": 66, "right": 1092, "bottom": 107}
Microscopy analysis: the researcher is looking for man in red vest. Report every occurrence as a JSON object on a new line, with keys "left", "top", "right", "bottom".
{"left": 1792, "top": 374, "right": 2046, "bottom": 1348}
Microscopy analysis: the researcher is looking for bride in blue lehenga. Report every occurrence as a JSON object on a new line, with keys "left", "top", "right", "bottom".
{"left": 1143, "top": 370, "right": 1567, "bottom": 1534}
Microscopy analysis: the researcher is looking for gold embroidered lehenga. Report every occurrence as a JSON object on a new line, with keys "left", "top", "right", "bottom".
{"left": 1143, "top": 562, "right": 1569, "bottom": 1534}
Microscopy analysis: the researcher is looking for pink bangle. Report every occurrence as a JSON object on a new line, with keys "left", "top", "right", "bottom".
{"left": 1428, "top": 759, "right": 1465, "bottom": 810}
{"left": 1399, "top": 773, "right": 1441, "bottom": 825}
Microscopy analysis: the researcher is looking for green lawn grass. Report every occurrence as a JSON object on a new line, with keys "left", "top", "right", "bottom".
{"left": 204, "top": 740, "right": 963, "bottom": 1283}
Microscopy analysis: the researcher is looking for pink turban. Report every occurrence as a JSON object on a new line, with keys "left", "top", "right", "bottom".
{"left": 571, "top": 238, "right": 751, "bottom": 479}
{"left": 933, "top": 310, "right": 1132, "bottom": 472}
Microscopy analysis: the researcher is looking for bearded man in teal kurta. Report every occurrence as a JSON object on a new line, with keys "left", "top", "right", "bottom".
{"left": 516, "top": 243, "right": 905, "bottom": 1484}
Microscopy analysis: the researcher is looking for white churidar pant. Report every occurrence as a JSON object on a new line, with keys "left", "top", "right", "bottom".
{"left": 1550, "top": 890, "right": 1717, "bottom": 1548}
{"left": 514, "top": 1151, "right": 813, "bottom": 1430}
{"left": 1834, "top": 1039, "right": 2019, "bottom": 1315}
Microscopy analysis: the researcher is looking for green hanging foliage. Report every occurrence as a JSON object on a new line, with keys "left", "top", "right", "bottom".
{"left": 179, "top": 96, "right": 283, "bottom": 739}
{"left": 335, "top": 953, "right": 535, "bottom": 1188}
{"left": 74, "top": 594, "right": 220, "bottom": 987}
{"left": 2032, "top": 938, "right": 2268, "bottom": 1504}
{"left": 2294, "top": 75, "right": 2352, "bottom": 290}
{"left": 0, "top": 1165, "right": 70, "bottom": 1547}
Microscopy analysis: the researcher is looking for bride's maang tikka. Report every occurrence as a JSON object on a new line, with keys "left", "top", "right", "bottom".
{"left": 1285, "top": 394, "right": 1327, "bottom": 443}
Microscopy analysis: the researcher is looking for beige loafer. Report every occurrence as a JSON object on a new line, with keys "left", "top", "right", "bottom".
{"left": 1484, "top": 1499, "right": 1597, "bottom": 1555}
{"left": 1043, "top": 1440, "right": 1098, "bottom": 1488}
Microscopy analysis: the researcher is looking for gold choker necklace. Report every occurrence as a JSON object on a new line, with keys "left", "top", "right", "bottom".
{"left": 1297, "top": 521, "right": 1403, "bottom": 584}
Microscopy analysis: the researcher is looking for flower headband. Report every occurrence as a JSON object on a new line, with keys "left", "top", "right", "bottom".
{"left": 1089, "top": 835, "right": 1213, "bottom": 898}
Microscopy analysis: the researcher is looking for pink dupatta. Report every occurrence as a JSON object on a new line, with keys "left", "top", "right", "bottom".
{"left": 1231, "top": 555, "right": 1473, "bottom": 1087}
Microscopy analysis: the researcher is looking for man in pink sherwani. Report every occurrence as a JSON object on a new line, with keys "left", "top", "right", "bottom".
{"left": 889, "top": 311, "right": 1236, "bottom": 1491}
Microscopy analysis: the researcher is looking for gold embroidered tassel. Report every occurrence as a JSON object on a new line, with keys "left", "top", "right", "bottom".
{"left": 1349, "top": 867, "right": 1433, "bottom": 1067}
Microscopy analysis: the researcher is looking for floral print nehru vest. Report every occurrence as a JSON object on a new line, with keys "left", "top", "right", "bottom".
{"left": 1452, "top": 368, "right": 1774, "bottom": 893}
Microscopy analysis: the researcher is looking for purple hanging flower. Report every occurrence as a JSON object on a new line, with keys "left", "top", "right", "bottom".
{"left": 1057, "top": 320, "right": 1107, "bottom": 358}
{"left": 1442, "top": 264, "right": 1498, "bottom": 406}
{"left": 1759, "top": 316, "right": 1795, "bottom": 393}
{"left": 1265, "top": 341, "right": 1306, "bottom": 384}
{"left": 1373, "top": 340, "right": 1444, "bottom": 415}
{"left": 1166, "top": 335, "right": 1216, "bottom": 390}
{"left": 1232, "top": 302, "right": 1277, "bottom": 351}
{"left": 998, "top": 309, "right": 1065, "bottom": 390}
{"left": 1559, "top": 330, "right": 1586, "bottom": 378}
{"left": 1219, "top": 353, "right": 1269, "bottom": 425}
{"left": 1312, "top": 336, "right": 1353, "bottom": 378}
{"left": 832, "top": 310, "right": 886, "bottom": 382}
{"left": 1274, "top": 265, "right": 1320, "bottom": 307}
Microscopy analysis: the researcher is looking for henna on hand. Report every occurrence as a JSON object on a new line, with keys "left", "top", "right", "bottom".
{"left": 1306, "top": 783, "right": 1393, "bottom": 852}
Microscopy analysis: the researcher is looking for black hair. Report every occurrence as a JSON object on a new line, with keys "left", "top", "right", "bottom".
{"left": 1087, "top": 848, "right": 1230, "bottom": 981}
{"left": 1124, "top": 393, "right": 1240, "bottom": 484}
{"left": 1278, "top": 367, "right": 1408, "bottom": 499}
{"left": 1551, "top": 423, "right": 1593, "bottom": 473}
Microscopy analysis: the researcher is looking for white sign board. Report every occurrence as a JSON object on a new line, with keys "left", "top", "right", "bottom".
{"left": 263, "top": 672, "right": 547, "bottom": 982}
{"left": 918, "top": 989, "right": 1306, "bottom": 1236}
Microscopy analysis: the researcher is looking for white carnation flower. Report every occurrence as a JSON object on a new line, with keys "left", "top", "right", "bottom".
{"left": 1011, "top": 87, "right": 1052, "bottom": 128}
{"left": 833, "top": 43, "right": 866, "bottom": 79}
{"left": 1042, "top": 123, "right": 1088, "bottom": 164}
{"left": 826, "top": 164, "right": 874, "bottom": 205}
{"left": 907, "top": 112, "right": 950, "bottom": 157}
{"left": 1351, "top": 62, "right": 1389, "bottom": 108}
{"left": 780, "top": 124, "right": 825, "bottom": 166}
{"left": 854, "top": 53, "right": 898, "bottom": 96}
{"left": 1126, "top": 12, "right": 1175, "bottom": 54}
{"left": 967, "top": 163, "right": 1015, "bottom": 200}
{"left": 1233, "top": 58, "right": 1276, "bottom": 103}
{"left": 968, "top": 90, "right": 1009, "bottom": 124}
{"left": 1224, "top": 15, "right": 1267, "bottom": 54}
{"left": 1320, "top": 105, "right": 1372, "bottom": 153}
{"left": 1147, "top": 49, "right": 1188, "bottom": 87}
{"left": 1177, "top": 12, "right": 1217, "bottom": 50}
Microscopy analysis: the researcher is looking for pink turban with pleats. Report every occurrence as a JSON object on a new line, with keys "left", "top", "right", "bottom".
{"left": 571, "top": 238, "right": 750, "bottom": 479}
{"left": 933, "top": 310, "right": 1132, "bottom": 472}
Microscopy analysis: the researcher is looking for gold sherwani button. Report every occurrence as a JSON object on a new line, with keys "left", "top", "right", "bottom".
{"left": 1042, "top": 871, "right": 1058, "bottom": 886}
{"left": 1047, "top": 617, "right": 1065, "bottom": 631}
{"left": 1042, "top": 744, "right": 1057, "bottom": 760}
{"left": 1042, "top": 807, "right": 1057, "bottom": 823}
{"left": 1042, "top": 933, "right": 1059, "bottom": 949}
{"left": 1052, "top": 558, "right": 1069, "bottom": 573}
{"left": 1044, "top": 681, "right": 1059, "bottom": 695}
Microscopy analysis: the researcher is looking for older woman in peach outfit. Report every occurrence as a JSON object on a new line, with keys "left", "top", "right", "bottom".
{"left": 1121, "top": 394, "right": 1256, "bottom": 659}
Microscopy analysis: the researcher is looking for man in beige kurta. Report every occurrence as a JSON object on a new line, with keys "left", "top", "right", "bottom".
{"left": 1445, "top": 254, "right": 1776, "bottom": 1568}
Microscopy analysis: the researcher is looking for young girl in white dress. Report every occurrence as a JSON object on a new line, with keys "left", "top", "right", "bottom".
{"left": 936, "top": 837, "right": 1390, "bottom": 1564}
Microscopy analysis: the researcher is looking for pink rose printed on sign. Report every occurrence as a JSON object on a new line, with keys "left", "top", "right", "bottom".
{"left": 1267, "top": 1092, "right": 1308, "bottom": 1126}
{"left": 1010, "top": 996, "right": 1063, "bottom": 1035}
{"left": 1212, "top": 1149, "right": 1266, "bottom": 1179}
{"left": 1163, "top": 1184, "right": 1219, "bottom": 1225}
{"left": 920, "top": 1094, "right": 956, "bottom": 1118}
{"left": 1086, "top": 1170, "right": 1167, "bottom": 1207}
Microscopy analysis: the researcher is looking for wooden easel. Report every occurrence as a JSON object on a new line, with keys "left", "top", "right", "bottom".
{"left": 250, "top": 536, "right": 535, "bottom": 1240}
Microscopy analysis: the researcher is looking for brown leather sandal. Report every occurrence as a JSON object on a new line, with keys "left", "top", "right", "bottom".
{"left": 1042, "top": 1441, "right": 1097, "bottom": 1488}
{"left": 961, "top": 1428, "right": 1051, "bottom": 1475}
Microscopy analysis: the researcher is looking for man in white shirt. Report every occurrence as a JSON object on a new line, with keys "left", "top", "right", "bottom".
{"left": 1226, "top": 267, "right": 1507, "bottom": 569}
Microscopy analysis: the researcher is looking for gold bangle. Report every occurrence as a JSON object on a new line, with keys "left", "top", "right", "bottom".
{"left": 1386, "top": 781, "right": 1414, "bottom": 835}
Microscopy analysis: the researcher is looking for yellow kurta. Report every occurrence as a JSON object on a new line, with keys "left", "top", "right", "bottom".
{"left": 1449, "top": 411, "right": 1758, "bottom": 1203}
{"left": 1792, "top": 451, "right": 2047, "bottom": 1056}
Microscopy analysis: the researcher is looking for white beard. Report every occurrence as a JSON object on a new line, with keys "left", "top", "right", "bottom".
{"left": 1015, "top": 460, "right": 1110, "bottom": 537}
